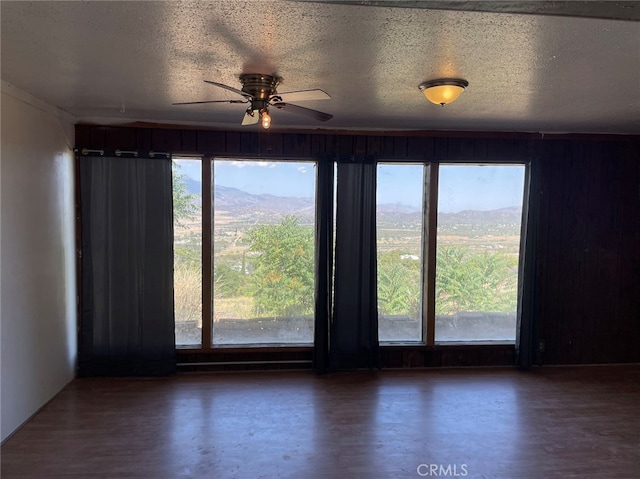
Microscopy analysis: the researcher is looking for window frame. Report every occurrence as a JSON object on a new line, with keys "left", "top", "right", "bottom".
{"left": 175, "top": 156, "right": 320, "bottom": 351}
{"left": 377, "top": 160, "right": 527, "bottom": 347}
{"left": 176, "top": 155, "right": 528, "bottom": 351}
{"left": 172, "top": 156, "right": 205, "bottom": 348}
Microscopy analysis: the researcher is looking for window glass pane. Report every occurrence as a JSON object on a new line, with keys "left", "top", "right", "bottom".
{"left": 377, "top": 163, "right": 424, "bottom": 342}
{"left": 435, "top": 165, "right": 525, "bottom": 342}
{"left": 212, "top": 160, "right": 316, "bottom": 345}
{"left": 173, "top": 158, "right": 202, "bottom": 347}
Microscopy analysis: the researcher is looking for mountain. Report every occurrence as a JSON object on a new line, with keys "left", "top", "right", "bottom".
{"left": 180, "top": 178, "right": 522, "bottom": 227}
{"left": 183, "top": 177, "right": 201, "bottom": 195}
{"left": 438, "top": 206, "right": 522, "bottom": 226}
{"left": 214, "top": 185, "right": 421, "bottom": 218}
{"left": 214, "top": 185, "right": 315, "bottom": 216}
{"left": 376, "top": 203, "right": 421, "bottom": 213}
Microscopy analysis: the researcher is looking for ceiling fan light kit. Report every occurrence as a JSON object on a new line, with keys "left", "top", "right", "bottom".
{"left": 173, "top": 73, "right": 332, "bottom": 129}
{"left": 260, "top": 109, "right": 271, "bottom": 129}
{"left": 419, "top": 78, "right": 469, "bottom": 106}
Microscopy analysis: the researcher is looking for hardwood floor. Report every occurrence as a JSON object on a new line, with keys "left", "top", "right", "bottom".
{"left": 2, "top": 366, "right": 639, "bottom": 478}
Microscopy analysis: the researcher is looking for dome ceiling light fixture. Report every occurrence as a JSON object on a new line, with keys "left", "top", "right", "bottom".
{"left": 418, "top": 78, "right": 469, "bottom": 106}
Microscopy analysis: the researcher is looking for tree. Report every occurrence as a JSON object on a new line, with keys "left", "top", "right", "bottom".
{"left": 377, "top": 251, "right": 421, "bottom": 318}
{"left": 435, "top": 246, "right": 517, "bottom": 315}
{"left": 213, "top": 259, "right": 245, "bottom": 298}
{"left": 172, "top": 161, "right": 198, "bottom": 227}
{"left": 245, "top": 216, "right": 314, "bottom": 318}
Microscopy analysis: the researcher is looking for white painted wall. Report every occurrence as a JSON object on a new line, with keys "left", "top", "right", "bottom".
{"left": 1, "top": 86, "right": 77, "bottom": 442}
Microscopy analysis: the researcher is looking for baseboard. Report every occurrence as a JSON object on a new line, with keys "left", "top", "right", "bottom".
{"left": 1, "top": 377, "right": 75, "bottom": 446}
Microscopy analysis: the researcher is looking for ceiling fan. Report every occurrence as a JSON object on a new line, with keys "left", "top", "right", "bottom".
{"left": 173, "top": 74, "right": 333, "bottom": 129}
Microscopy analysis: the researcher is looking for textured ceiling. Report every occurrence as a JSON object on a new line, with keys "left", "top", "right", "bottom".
{"left": 321, "top": 1, "right": 640, "bottom": 22}
{"left": 1, "top": 0, "right": 639, "bottom": 134}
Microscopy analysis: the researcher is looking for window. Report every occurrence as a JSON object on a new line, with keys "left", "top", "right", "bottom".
{"left": 435, "top": 165, "right": 525, "bottom": 341}
{"left": 376, "top": 162, "right": 526, "bottom": 344}
{"left": 172, "top": 158, "right": 203, "bottom": 347}
{"left": 175, "top": 155, "right": 526, "bottom": 349}
{"left": 377, "top": 164, "right": 424, "bottom": 342}
{"left": 211, "top": 159, "right": 316, "bottom": 345}
{"left": 173, "top": 157, "right": 317, "bottom": 348}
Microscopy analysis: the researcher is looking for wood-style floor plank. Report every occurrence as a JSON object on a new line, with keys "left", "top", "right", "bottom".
{"left": 2, "top": 366, "right": 639, "bottom": 478}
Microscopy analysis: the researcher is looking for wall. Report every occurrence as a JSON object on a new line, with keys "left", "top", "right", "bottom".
{"left": 75, "top": 125, "right": 640, "bottom": 366}
{"left": 1, "top": 87, "right": 77, "bottom": 441}
{"left": 534, "top": 141, "right": 640, "bottom": 364}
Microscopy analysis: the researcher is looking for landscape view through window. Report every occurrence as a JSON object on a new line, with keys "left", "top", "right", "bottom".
{"left": 173, "top": 159, "right": 525, "bottom": 346}
{"left": 435, "top": 165, "right": 525, "bottom": 341}
{"left": 376, "top": 164, "right": 424, "bottom": 342}
{"left": 173, "top": 158, "right": 316, "bottom": 346}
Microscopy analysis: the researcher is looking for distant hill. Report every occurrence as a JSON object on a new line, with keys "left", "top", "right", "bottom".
{"left": 183, "top": 177, "right": 201, "bottom": 195}
{"left": 377, "top": 203, "right": 421, "bottom": 214}
{"left": 214, "top": 185, "right": 315, "bottom": 216}
{"left": 214, "top": 185, "right": 422, "bottom": 219}
{"left": 439, "top": 206, "right": 522, "bottom": 226}
{"left": 179, "top": 178, "right": 522, "bottom": 227}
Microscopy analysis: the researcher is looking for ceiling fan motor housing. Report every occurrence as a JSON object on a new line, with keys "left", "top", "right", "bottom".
{"left": 240, "top": 74, "right": 281, "bottom": 100}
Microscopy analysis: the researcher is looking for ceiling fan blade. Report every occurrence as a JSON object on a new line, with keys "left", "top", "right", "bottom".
{"left": 271, "top": 89, "right": 331, "bottom": 102}
{"left": 172, "top": 99, "right": 248, "bottom": 105}
{"left": 204, "top": 80, "right": 251, "bottom": 99}
{"left": 271, "top": 102, "right": 333, "bottom": 122}
{"left": 241, "top": 109, "right": 260, "bottom": 125}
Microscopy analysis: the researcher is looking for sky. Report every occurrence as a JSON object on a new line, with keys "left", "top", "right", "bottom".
{"left": 175, "top": 159, "right": 316, "bottom": 198}
{"left": 378, "top": 163, "right": 526, "bottom": 212}
{"left": 175, "top": 158, "right": 526, "bottom": 213}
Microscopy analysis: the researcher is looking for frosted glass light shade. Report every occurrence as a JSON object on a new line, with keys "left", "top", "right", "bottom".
{"left": 419, "top": 79, "right": 468, "bottom": 106}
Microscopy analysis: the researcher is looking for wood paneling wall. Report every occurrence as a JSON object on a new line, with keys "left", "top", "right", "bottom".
{"left": 75, "top": 125, "right": 640, "bottom": 367}
{"left": 75, "top": 125, "right": 538, "bottom": 162}
{"left": 534, "top": 140, "right": 640, "bottom": 364}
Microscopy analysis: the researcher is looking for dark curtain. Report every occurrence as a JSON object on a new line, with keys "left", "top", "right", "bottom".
{"left": 313, "top": 157, "right": 334, "bottom": 372}
{"left": 78, "top": 154, "right": 176, "bottom": 376}
{"left": 330, "top": 158, "right": 379, "bottom": 370}
{"left": 516, "top": 159, "right": 540, "bottom": 368}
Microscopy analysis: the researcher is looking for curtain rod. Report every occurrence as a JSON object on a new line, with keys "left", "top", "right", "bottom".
{"left": 75, "top": 148, "right": 170, "bottom": 158}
